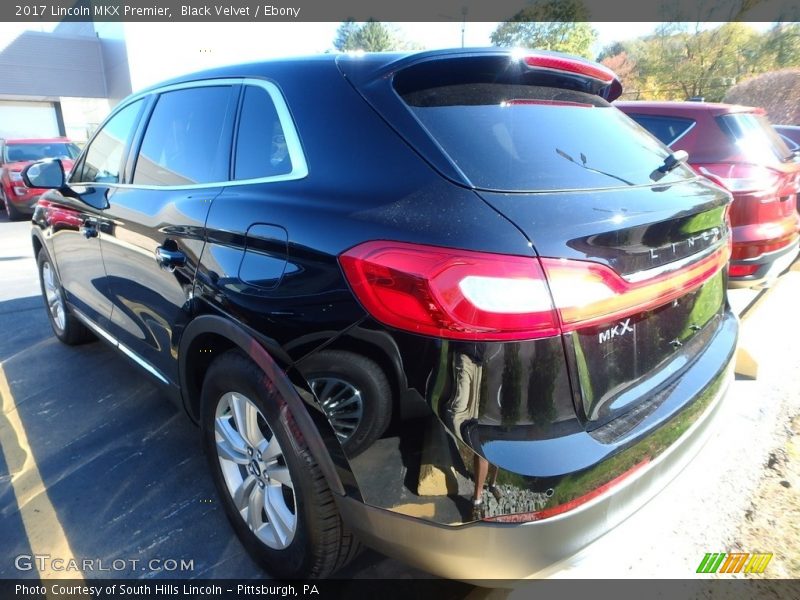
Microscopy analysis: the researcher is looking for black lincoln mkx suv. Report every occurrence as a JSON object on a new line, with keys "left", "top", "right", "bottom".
{"left": 26, "top": 48, "right": 736, "bottom": 580}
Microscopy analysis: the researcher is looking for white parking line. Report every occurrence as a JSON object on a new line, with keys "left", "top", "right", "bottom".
{"left": 0, "top": 362, "right": 86, "bottom": 587}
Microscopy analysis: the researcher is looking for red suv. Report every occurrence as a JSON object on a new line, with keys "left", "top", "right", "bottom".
{"left": 0, "top": 138, "right": 80, "bottom": 220}
{"left": 617, "top": 102, "right": 800, "bottom": 287}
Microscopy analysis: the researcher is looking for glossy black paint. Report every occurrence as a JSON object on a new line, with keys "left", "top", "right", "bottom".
{"left": 31, "top": 49, "right": 737, "bottom": 535}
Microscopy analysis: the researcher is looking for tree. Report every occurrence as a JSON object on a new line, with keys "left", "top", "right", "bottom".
{"left": 600, "top": 51, "right": 639, "bottom": 98}
{"left": 611, "top": 23, "right": 779, "bottom": 101}
{"left": 596, "top": 41, "right": 627, "bottom": 63}
{"left": 644, "top": 22, "right": 766, "bottom": 101}
{"left": 490, "top": 0, "right": 597, "bottom": 59}
{"left": 333, "top": 20, "right": 417, "bottom": 52}
{"left": 763, "top": 23, "right": 800, "bottom": 68}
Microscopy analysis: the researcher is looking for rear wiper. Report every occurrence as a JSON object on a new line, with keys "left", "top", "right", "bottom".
{"left": 555, "top": 148, "right": 635, "bottom": 186}
{"left": 657, "top": 150, "right": 689, "bottom": 173}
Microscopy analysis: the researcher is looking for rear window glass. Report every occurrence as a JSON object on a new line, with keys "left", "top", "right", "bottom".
{"left": 397, "top": 82, "right": 693, "bottom": 192}
{"left": 717, "top": 113, "right": 793, "bottom": 163}
{"left": 626, "top": 114, "right": 695, "bottom": 146}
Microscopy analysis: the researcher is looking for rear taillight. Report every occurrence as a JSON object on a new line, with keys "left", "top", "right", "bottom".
{"left": 339, "top": 242, "right": 559, "bottom": 341}
{"left": 694, "top": 163, "right": 782, "bottom": 194}
{"left": 729, "top": 264, "right": 759, "bottom": 278}
{"left": 339, "top": 241, "right": 729, "bottom": 341}
{"left": 541, "top": 246, "right": 729, "bottom": 332}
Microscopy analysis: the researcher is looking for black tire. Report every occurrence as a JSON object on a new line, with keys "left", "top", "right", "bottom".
{"left": 2, "top": 191, "right": 25, "bottom": 221}
{"left": 200, "top": 350, "right": 360, "bottom": 579}
{"left": 36, "top": 251, "right": 94, "bottom": 345}
{"left": 300, "top": 350, "right": 392, "bottom": 457}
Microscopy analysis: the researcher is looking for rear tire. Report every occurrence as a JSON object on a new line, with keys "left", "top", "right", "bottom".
{"left": 201, "top": 350, "right": 360, "bottom": 578}
{"left": 36, "top": 251, "right": 94, "bottom": 345}
{"left": 301, "top": 350, "right": 392, "bottom": 457}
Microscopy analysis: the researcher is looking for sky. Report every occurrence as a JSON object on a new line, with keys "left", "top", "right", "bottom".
{"left": 121, "top": 21, "right": 664, "bottom": 90}
{"left": 0, "top": 21, "right": 774, "bottom": 92}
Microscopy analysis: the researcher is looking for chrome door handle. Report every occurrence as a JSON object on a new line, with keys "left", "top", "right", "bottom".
{"left": 155, "top": 246, "right": 186, "bottom": 271}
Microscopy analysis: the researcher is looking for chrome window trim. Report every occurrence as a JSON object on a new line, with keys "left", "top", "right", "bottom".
{"left": 68, "top": 77, "right": 308, "bottom": 191}
{"left": 667, "top": 120, "right": 696, "bottom": 148}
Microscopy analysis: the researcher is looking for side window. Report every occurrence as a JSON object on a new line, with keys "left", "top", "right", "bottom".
{"left": 78, "top": 100, "right": 143, "bottom": 184}
{"left": 628, "top": 114, "right": 695, "bottom": 147}
{"left": 133, "top": 86, "right": 235, "bottom": 186}
{"left": 234, "top": 85, "right": 293, "bottom": 180}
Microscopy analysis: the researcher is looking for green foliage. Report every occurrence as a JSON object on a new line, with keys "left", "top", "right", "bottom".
{"left": 763, "top": 23, "right": 800, "bottom": 68}
{"left": 490, "top": 0, "right": 597, "bottom": 59}
{"left": 600, "top": 23, "right": 800, "bottom": 102}
{"left": 333, "top": 20, "right": 419, "bottom": 52}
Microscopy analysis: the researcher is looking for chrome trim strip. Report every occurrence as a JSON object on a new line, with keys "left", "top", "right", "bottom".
{"left": 72, "top": 307, "right": 117, "bottom": 345}
{"left": 622, "top": 241, "right": 722, "bottom": 283}
{"left": 71, "top": 308, "right": 170, "bottom": 385}
{"left": 116, "top": 341, "right": 170, "bottom": 384}
{"left": 68, "top": 77, "right": 308, "bottom": 191}
{"left": 667, "top": 120, "right": 697, "bottom": 148}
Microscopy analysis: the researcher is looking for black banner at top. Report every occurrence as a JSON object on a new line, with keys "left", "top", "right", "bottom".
{"left": 2, "top": 0, "right": 799, "bottom": 23}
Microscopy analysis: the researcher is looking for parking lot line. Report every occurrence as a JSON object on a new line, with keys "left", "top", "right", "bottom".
{"left": 0, "top": 362, "right": 85, "bottom": 583}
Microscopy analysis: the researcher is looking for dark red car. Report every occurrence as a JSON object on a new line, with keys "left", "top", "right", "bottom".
{"left": 0, "top": 138, "right": 79, "bottom": 220}
{"left": 617, "top": 101, "right": 800, "bottom": 287}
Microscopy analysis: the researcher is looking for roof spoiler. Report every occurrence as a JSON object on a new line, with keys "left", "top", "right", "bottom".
{"left": 338, "top": 47, "right": 623, "bottom": 102}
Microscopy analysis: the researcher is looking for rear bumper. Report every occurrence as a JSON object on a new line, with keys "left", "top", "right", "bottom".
{"left": 338, "top": 336, "right": 735, "bottom": 580}
{"left": 729, "top": 237, "right": 799, "bottom": 288}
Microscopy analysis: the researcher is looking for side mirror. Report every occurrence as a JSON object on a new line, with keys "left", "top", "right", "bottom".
{"left": 22, "top": 159, "right": 65, "bottom": 189}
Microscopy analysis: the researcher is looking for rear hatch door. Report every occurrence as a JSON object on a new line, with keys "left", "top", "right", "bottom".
{"left": 340, "top": 50, "right": 732, "bottom": 427}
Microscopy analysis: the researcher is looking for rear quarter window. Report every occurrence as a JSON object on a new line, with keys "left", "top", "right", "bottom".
{"left": 233, "top": 85, "right": 293, "bottom": 180}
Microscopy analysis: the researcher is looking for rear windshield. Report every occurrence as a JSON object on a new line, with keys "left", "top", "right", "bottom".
{"left": 396, "top": 81, "right": 694, "bottom": 192}
{"left": 716, "top": 113, "right": 794, "bottom": 163}
{"left": 4, "top": 142, "right": 80, "bottom": 163}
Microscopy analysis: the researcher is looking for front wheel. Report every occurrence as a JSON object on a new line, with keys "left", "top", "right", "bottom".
{"left": 36, "top": 251, "right": 94, "bottom": 345}
{"left": 2, "top": 190, "right": 24, "bottom": 221}
{"left": 200, "top": 350, "right": 360, "bottom": 578}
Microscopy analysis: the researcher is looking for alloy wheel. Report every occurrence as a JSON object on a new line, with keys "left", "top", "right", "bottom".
{"left": 41, "top": 261, "right": 66, "bottom": 332}
{"left": 309, "top": 377, "right": 364, "bottom": 443}
{"left": 214, "top": 391, "right": 297, "bottom": 550}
